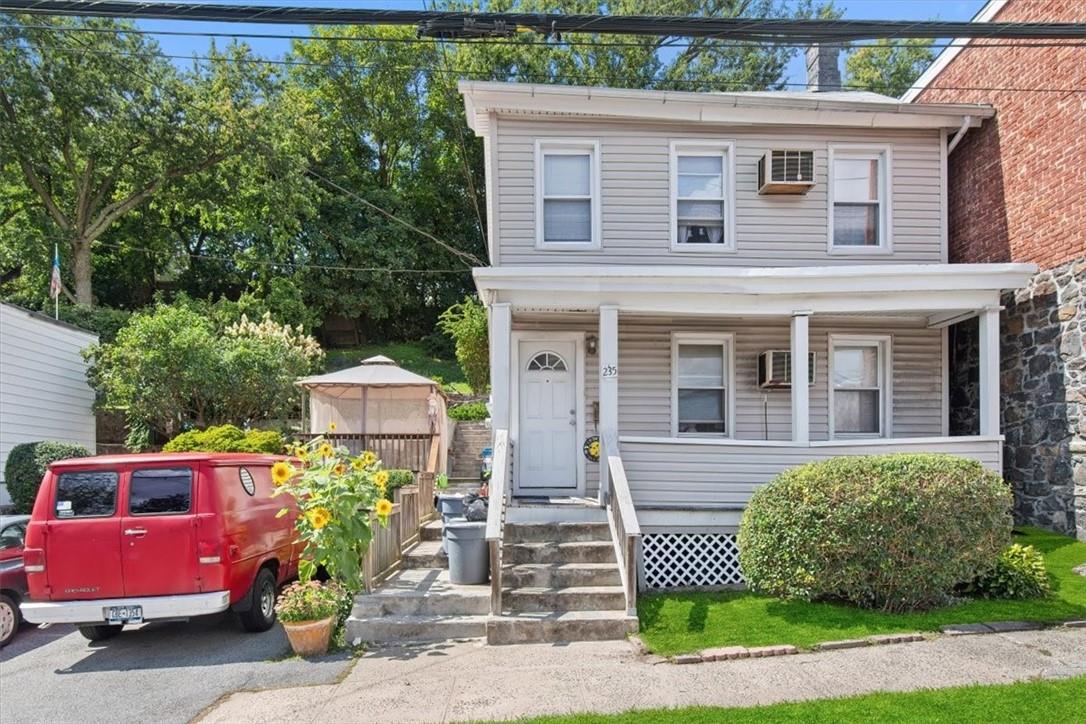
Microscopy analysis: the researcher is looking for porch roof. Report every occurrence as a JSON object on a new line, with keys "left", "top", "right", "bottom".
{"left": 473, "top": 263, "right": 1037, "bottom": 318}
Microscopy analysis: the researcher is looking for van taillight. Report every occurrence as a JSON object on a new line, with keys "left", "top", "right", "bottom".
{"left": 197, "top": 541, "right": 221, "bottom": 564}
{"left": 23, "top": 548, "right": 45, "bottom": 573}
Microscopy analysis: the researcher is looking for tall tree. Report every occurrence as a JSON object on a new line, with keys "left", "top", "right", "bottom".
{"left": 844, "top": 38, "right": 935, "bottom": 98}
{"left": 0, "top": 15, "right": 304, "bottom": 305}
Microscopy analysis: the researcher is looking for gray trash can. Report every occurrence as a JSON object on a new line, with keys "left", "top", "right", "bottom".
{"left": 445, "top": 519, "right": 489, "bottom": 585}
{"left": 437, "top": 494, "right": 465, "bottom": 523}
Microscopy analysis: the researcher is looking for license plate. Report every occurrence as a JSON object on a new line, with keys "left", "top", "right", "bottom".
{"left": 105, "top": 605, "right": 143, "bottom": 625}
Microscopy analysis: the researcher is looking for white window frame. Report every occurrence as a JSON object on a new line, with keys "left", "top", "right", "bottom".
{"left": 670, "top": 332, "right": 736, "bottom": 438}
{"left": 827, "top": 144, "right": 893, "bottom": 254}
{"left": 669, "top": 140, "right": 737, "bottom": 253}
{"left": 828, "top": 334, "right": 893, "bottom": 439}
{"left": 534, "top": 139, "right": 602, "bottom": 250}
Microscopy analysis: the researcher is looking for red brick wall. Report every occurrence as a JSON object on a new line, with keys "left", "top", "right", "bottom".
{"left": 916, "top": 0, "right": 1086, "bottom": 270}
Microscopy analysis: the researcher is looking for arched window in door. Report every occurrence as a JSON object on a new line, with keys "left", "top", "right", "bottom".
{"left": 527, "top": 351, "right": 567, "bottom": 372}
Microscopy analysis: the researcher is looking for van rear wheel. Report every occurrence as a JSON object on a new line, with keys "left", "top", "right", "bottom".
{"left": 239, "top": 568, "right": 278, "bottom": 633}
{"left": 78, "top": 624, "right": 123, "bottom": 642}
{"left": 0, "top": 593, "right": 20, "bottom": 647}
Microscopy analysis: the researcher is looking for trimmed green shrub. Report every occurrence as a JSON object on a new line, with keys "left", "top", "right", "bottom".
{"left": 964, "top": 543, "right": 1051, "bottom": 600}
{"left": 448, "top": 401, "right": 488, "bottom": 421}
{"left": 163, "top": 425, "right": 284, "bottom": 454}
{"left": 738, "top": 454, "right": 1013, "bottom": 612}
{"left": 4, "top": 441, "right": 92, "bottom": 513}
{"left": 381, "top": 469, "right": 415, "bottom": 502}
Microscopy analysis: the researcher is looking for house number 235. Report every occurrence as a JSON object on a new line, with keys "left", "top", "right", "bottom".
{"left": 601, "top": 365, "right": 618, "bottom": 378}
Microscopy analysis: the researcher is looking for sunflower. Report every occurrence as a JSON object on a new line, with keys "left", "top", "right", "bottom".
{"left": 296, "top": 449, "right": 310, "bottom": 463}
{"left": 333, "top": 462, "right": 347, "bottom": 476}
{"left": 306, "top": 507, "right": 332, "bottom": 529}
{"left": 374, "top": 498, "right": 393, "bottom": 518}
{"left": 271, "top": 461, "right": 295, "bottom": 486}
{"left": 318, "top": 442, "right": 334, "bottom": 459}
{"left": 360, "top": 451, "right": 377, "bottom": 467}
{"left": 328, "top": 421, "right": 337, "bottom": 432}
{"left": 374, "top": 470, "right": 390, "bottom": 490}
{"left": 350, "top": 458, "right": 365, "bottom": 472}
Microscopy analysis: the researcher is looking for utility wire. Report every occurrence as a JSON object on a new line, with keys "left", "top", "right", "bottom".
{"left": 8, "top": 39, "right": 1086, "bottom": 95}
{"left": 3, "top": 1, "right": 1085, "bottom": 42}
{"left": 10, "top": 19, "right": 1086, "bottom": 50}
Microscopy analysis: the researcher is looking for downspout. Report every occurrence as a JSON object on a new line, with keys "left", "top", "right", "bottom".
{"left": 947, "top": 114, "right": 973, "bottom": 154}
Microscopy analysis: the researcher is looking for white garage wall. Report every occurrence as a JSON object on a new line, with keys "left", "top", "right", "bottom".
{"left": 0, "top": 303, "right": 98, "bottom": 507}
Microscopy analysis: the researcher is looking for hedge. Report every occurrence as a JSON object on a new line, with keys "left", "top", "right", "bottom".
{"left": 448, "top": 401, "right": 488, "bottom": 421}
{"left": 4, "top": 441, "right": 92, "bottom": 513}
{"left": 163, "top": 424, "right": 284, "bottom": 454}
{"left": 738, "top": 453, "right": 1013, "bottom": 613}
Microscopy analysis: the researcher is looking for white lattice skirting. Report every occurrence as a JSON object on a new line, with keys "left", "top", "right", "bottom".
{"left": 642, "top": 532, "right": 744, "bottom": 589}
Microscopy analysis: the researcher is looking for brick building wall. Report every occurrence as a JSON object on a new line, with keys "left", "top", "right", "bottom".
{"left": 916, "top": 0, "right": 1086, "bottom": 540}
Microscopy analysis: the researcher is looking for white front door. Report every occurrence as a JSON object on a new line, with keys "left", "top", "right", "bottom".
{"left": 516, "top": 340, "right": 578, "bottom": 493}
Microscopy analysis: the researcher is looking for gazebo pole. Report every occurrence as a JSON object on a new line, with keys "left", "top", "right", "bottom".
{"left": 362, "top": 386, "right": 368, "bottom": 449}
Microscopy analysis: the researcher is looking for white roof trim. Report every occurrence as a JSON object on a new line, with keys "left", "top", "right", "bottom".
{"left": 461, "top": 81, "right": 993, "bottom": 134}
{"left": 901, "top": 0, "right": 1009, "bottom": 102}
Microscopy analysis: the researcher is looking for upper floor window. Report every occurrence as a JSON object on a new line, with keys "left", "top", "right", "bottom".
{"left": 829, "top": 145, "right": 891, "bottom": 252}
{"left": 535, "top": 139, "right": 600, "bottom": 249}
{"left": 829, "top": 335, "right": 891, "bottom": 438}
{"left": 671, "top": 333, "right": 734, "bottom": 437}
{"left": 670, "top": 141, "right": 735, "bottom": 251}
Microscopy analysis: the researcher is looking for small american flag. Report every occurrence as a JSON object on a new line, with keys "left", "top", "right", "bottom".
{"left": 49, "top": 244, "right": 61, "bottom": 300}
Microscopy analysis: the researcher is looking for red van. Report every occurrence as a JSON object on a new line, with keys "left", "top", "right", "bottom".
{"left": 19, "top": 453, "right": 300, "bottom": 642}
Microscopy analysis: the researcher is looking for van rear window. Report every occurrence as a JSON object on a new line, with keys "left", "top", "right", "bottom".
{"left": 130, "top": 468, "right": 193, "bottom": 515}
{"left": 55, "top": 471, "right": 118, "bottom": 518}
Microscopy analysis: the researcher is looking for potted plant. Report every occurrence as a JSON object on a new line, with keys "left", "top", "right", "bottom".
{"left": 275, "top": 580, "right": 347, "bottom": 656}
{"left": 270, "top": 434, "right": 392, "bottom": 656}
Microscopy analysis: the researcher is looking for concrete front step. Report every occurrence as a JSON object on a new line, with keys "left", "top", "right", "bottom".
{"left": 402, "top": 540, "right": 448, "bottom": 569}
{"left": 503, "top": 541, "right": 617, "bottom": 565}
{"left": 346, "top": 614, "right": 489, "bottom": 644}
{"left": 504, "top": 522, "right": 611, "bottom": 544}
{"left": 352, "top": 569, "right": 489, "bottom": 617}
{"left": 420, "top": 519, "right": 444, "bottom": 541}
{"left": 502, "top": 586, "right": 627, "bottom": 613}
{"left": 486, "top": 610, "right": 638, "bottom": 645}
{"left": 502, "top": 562, "right": 623, "bottom": 588}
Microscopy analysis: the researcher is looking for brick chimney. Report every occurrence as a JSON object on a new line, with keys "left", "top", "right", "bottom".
{"left": 805, "top": 45, "right": 842, "bottom": 92}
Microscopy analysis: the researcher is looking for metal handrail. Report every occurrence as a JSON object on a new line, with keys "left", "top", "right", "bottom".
{"left": 486, "top": 429, "right": 511, "bottom": 616}
{"left": 602, "top": 428, "right": 641, "bottom": 616}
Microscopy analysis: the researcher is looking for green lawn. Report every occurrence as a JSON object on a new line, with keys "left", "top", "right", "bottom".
{"left": 325, "top": 342, "right": 471, "bottom": 394}
{"left": 513, "top": 675, "right": 1086, "bottom": 723}
{"left": 638, "top": 527, "right": 1086, "bottom": 655}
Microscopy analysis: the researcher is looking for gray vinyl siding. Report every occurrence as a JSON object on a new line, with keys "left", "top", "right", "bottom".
{"left": 493, "top": 116, "right": 944, "bottom": 266}
{"left": 620, "top": 438, "right": 1002, "bottom": 509}
{"left": 511, "top": 312, "right": 945, "bottom": 499}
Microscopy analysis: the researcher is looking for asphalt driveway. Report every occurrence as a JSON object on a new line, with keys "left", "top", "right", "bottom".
{"left": 0, "top": 612, "right": 356, "bottom": 724}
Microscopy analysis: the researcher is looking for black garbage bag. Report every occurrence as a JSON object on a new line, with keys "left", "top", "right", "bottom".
{"left": 462, "top": 493, "right": 489, "bottom": 521}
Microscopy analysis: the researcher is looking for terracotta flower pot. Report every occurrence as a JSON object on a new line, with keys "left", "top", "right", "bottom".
{"left": 282, "top": 616, "right": 335, "bottom": 656}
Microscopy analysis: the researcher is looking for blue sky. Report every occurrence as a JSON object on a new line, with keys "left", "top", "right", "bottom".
{"left": 139, "top": 0, "right": 988, "bottom": 86}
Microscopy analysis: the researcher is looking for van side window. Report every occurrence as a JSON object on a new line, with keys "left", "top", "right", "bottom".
{"left": 56, "top": 472, "right": 119, "bottom": 518}
{"left": 130, "top": 468, "right": 193, "bottom": 515}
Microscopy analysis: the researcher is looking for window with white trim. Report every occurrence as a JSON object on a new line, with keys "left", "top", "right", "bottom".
{"left": 672, "top": 335, "right": 732, "bottom": 436}
{"left": 536, "top": 140, "right": 600, "bottom": 248}
{"left": 830, "top": 147, "right": 889, "bottom": 250}
{"left": 670, "top": 142, "right": 734, "bottom": 250}
{"left": 830, "top": 336, "right": 890, "bottom": 437}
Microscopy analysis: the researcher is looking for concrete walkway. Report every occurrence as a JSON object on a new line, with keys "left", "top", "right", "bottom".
{"left": 198, "top": 628, "right": 1086, "bottom": 723}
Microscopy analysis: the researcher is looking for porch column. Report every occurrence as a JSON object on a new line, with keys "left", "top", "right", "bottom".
{"left": 598, "top": 305, "right": 619, "bottom": 502}
{"left": 978, "top": 306, "right": 1001, "bottom": 436}
{"left": 791, "top": 311, "right": 811, "bottom": 443}
{"left": 489, "top": 302, "right": 512, "bottom": 432}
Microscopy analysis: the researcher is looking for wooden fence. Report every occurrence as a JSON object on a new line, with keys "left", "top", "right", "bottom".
{"left": 299, "top": 433, "right": 433, "bottom": 472}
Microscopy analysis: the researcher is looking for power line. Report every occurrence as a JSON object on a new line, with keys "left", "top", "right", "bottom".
{"left": 8, "top": 38, "right": 1086, "bottom": 95}
{"left": 3, "top": 1, "right": 1085, "bottom": 42}
{"left": 10, "top": 19, "right": 1086, "bottom": 50}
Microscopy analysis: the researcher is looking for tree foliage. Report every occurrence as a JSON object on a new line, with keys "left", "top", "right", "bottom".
{"left": 4, "top": 441, "right": 92, "bottom": 513}
{"left": 844, "top": 38, "right": 935, "bottom": 98}
{"left": 439, "top": 297, "right": 490, "bottom": 393}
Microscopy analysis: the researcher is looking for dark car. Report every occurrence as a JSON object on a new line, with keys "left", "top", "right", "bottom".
{"left": 0, "top": 514, "right": 31, "bottom": 647}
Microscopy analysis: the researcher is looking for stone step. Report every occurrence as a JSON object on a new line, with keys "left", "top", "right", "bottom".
{"left": 346, "top": 614, "right": 488, "bottom": 644}
{"left": 352, "top": 569, "right": 489, "bottom": 617}
{"left": 486, "top": 610, "right": 638, "bottom": 645}
{"left": 503, "top": 586, "right": 627, "bottom": 613}
{"left": 502, "top": 563, "right": 622, "bottom": 588}
{"left": 420, "top": 519, "right": 444, "bottom": 541}
{"left": 402, "top": 540, "right": 447, "bottom": 569}
{"left": 502, "top": 541, "right": 617, "bottom": 566}
{"left": 503, "top": 522, "right": 612, "bottom": 544}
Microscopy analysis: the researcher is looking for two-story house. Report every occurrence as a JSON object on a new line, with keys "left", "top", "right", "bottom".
{"left": 348, "top": 73, "right": 1039, "bottom": 647}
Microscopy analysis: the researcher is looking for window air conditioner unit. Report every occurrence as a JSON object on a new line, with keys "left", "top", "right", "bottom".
{"left": 758, "top": 350, "right": 816, "bottom": 389}
{"left": 757, "top": 150, "right": 815, "bottom": 195}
